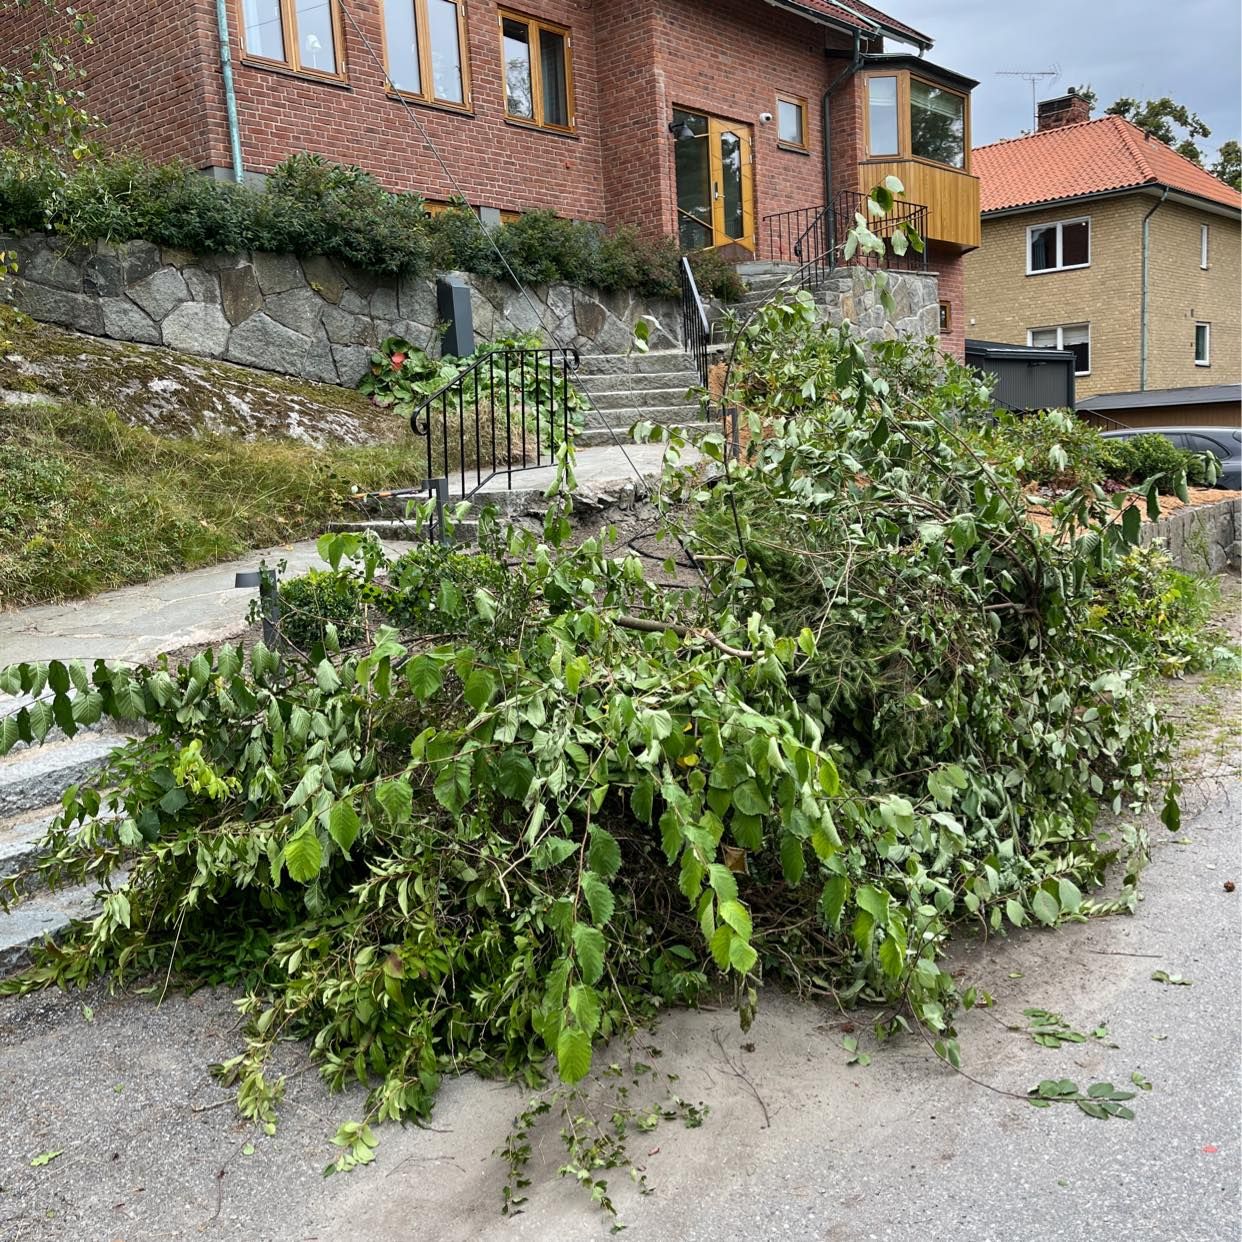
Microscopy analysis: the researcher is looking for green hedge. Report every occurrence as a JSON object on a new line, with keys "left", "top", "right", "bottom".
{"left": 0, "top": 151, "right": 746, "bottom": 302}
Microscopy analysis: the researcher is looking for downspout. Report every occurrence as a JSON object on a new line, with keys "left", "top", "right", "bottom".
{"left": 822, "top": 31, "right": 864, "bottom": 209}
{"left": 1139, "top": 186, "right": 1169, "bottom": 390}
{"left": 215, "top": 0, "right": 246, "bottom": 183}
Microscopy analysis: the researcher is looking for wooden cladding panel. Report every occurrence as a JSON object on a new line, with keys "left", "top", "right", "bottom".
{"left": 859, "top": 158, "right": 981, "bottom": 250}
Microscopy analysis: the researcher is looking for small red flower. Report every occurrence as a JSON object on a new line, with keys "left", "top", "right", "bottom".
{"left": 390, "top": 352, "right": 407, "bottom": 370}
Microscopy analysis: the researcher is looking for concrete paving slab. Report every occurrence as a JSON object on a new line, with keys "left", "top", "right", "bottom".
{"left": 0, "top": 540, "right": 421, "bottom": 668}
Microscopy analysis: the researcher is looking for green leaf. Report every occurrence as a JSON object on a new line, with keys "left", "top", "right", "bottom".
{"left": 1057, "top": 878, "right": 1083, "bottom": 915}
{"left": 587, "top": 827, "right": 621, "bottom": 878}
{"left": 708, "top": 863, "right": 738, "bottom": 903}
{"left": 29, "top": 1150, "right": 62, "bottom": 1167}
{"left": 495, "top": 750, "right": 535, "bottom": 801}
{"left": 556, "top": 1027, "right": 592, "bottom": 1083}
{"left": 581, "top": 872, "right": 615, "bottom": 927}
{"left": 376, "top": 778, "right": 412, "bottom": 825}
{"left": 463, "top": 668, "right": 497, "bottom": 713}
{"left": 779, "top": 833, "right": 806, "bottom": 885}
{"left": 572, "top": 923, "right": 606, "bottom": 985}
{"left": 732, "top": 779, "right": 768, "bottom": 817}
{"left": 729, "top": 938, "right": 758, "bottom": 974}
{"left": 718, "top": 899, "right": 752, "bottom": 941}
{"left": 406, "top": 656, "right": 443, "bottom": 701}
{"left": 855, "top": 884, "right": 891, "bottom": 927}
{"left": 327, "top": 799, "right": 361, "bottom": 853}
{"left": 283, "top": 827, "right": 323, "bottom": 883}
{"left": 1031, "top": 888, "right": 1060, "bottom": 926}
{"left": 877, "top": 935, "right": 905, "bottom": 978}
{"left": 709, "top": 924, "right": 733, "bottom": 970}
{"left": 568, "top": 984, "right": 602, "bottom": 1037}
{"left": 821, "top": 875, "right": 848, "bottom": 929}
{"left": 1005, "top": 898, "right": 1026, "bottom": 927}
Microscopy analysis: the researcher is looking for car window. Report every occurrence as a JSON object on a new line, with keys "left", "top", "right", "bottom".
{"left": 1188, "top": 434, "right": 1233, "bottom": 457}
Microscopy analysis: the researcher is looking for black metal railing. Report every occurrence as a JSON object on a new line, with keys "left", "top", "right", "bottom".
{"left": 761, "top": 191, "right": 930, "bottom": 288}
{"left": 409, "top": 346, "right": 580, "bottom": 500}
{"left": 829, "top": 189, "right": 928, "bottom": 275}
{"left": 679, "top": 256, "right": 710, "bottom": 389}
{"left": 763, "top": 205, "right": 822, "bottom": 267}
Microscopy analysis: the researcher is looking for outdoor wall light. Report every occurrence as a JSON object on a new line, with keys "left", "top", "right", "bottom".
{"left": 667, "top": 118, "right": 695, "bottom": 141}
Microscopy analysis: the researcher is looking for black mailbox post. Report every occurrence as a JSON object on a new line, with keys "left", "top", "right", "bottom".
{"left": 437, "top": 276, "right": 475, "bottom": 359}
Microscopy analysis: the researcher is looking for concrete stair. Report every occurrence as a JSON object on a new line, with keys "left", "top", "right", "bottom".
{"left": 0, "top": 715, "right": 127, "bottom": 975}
{"left": 571, "top": 349, "right": 711, "bottom": 446}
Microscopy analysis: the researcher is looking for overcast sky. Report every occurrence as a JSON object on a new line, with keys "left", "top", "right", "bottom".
{"left": 877, "top": 0, "right": 1242, "bottom": 157}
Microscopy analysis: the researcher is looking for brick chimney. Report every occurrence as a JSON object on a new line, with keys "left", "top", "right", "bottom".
{"left": 1037, "top": 93, "right": 1092, "bottom": 131}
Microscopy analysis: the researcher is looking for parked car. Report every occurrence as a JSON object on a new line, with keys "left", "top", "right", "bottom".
{"left": 1100, "top": 426, "right": 1241, "bottom": 491}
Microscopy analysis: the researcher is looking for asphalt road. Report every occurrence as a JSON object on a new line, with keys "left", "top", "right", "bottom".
{"left": 0, "top": 783, "right": 1237, "bottom": 1242}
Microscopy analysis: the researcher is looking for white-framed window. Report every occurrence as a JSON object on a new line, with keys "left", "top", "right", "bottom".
{"left": 1195, "top": 322, "right": 1211, "bottom": 366}
{"left": 1027, "top": 217, "right": 1091, "bottom": 274}
{"left": 1029, "top": 323, "right": 1091, "bottom": 376}
{"left": 1200, "top": 223, "right": 1210, "bottom": 269}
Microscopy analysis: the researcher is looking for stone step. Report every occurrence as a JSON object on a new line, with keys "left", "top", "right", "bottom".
{"left": 0, "top": 733, "right": 123, "bottom": 819}
{"left": 735, "top": 261, "right": 799, "bottom": 278}
{"left": 580, "top": 387, "right": 698, "bottom": 412}
{"left": 574, "top": 369, "right": 701, "bottom": 394}
{"left": 583, "top": 404, "right": 705, "bottom": 426}
{"left": 0, "top": 880, "right": 100, "bottom": 975}
{"left": 0, "top": 804, "right": 58, "bottom": 885}
{"left": 574, "top": 350, "right": 698, "bottom": 377}
{"left": 575, "top": 421, "right": 721, "bottom": 449}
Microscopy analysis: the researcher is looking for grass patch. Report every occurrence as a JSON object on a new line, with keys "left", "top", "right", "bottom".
{"left": 0, "top": 401, "right": 418, "bottom": 607}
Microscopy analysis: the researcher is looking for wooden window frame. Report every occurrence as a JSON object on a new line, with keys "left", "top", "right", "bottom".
{"left": 775, "top": 92, "right": 809, "bottom": 152}
{"left": 1026, "top": 216, "right": 1091, "bottom": 276}
{"left": 236, "top": 0, "right": 347, "bottom": 82}
{"left": 498, "top": 8, "right": 576, "bottom": 134}
{"left": 862, "top": 70, "right": 971, "bottom": 173}
{"left": 379, "top": 0, "right": 472, "bottom": 111}
{"left": 938, "top": 300, "right": 952, "bottom": 334}
{"left": 1194, "top": 321, "right": 1211, "bottom": 367}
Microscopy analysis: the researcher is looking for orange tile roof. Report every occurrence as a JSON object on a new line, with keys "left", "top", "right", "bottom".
{"left": 973, "top": 115, "right": 1242, "bottom": 215}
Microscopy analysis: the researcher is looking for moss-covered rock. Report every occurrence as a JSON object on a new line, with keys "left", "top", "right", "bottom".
{"left": 0, "top": 309, "right": 404, "bottom": 446}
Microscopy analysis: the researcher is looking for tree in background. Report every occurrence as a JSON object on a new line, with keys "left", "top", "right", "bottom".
{"left": 1066, "top": 85, "right": 1238, "bottom": 186}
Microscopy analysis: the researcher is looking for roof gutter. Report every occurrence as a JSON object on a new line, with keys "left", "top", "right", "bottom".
{"left": 214, "top": 0, "right": 245, "bottom": 183}
{"left": 758, "top": 0, "right": 932, "bottom": 51}
{"left": 1139, "top": 186, "right": 1170, "bottom": 391}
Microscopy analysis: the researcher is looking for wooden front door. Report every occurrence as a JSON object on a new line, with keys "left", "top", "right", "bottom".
{"left": 674, "top": 110, "right": 755, "bottom": 252}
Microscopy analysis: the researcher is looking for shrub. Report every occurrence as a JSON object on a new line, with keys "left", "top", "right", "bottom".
{"left": 985, "top": 408, "right": 1112, "bottom": 488}
{"left": 1089, "top": 545, "right": 1222, "bottom": 677}
{"left": 1108, "top": 433, "right": 1216, "bottom": 488}
{"left": 2, "top": 149, "right": 744, "bottom": 300}
{"left": 277, "top": 568, "right": 367, "bottom": 652}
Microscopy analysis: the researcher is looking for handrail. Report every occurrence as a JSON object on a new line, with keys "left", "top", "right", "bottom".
{"left": 679, "top": 256, "right": 710, "bottom": 390}
{"left": 409, "top": 345, "right": 580, "bottom": 500}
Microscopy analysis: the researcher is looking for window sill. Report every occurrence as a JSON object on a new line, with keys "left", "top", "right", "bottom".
{"left": 239, "top": 56, "right": 351, "bottom": 89}
{"left": 776, "top": 141, "right": 810, "bottom": 156}
{"left": 503, "top": 117, "right": 579, "bottom": 141}
{"left": 385, "top": 92, "right": 474, "bottom": 119}
{"left": 1026, "top": 264, "right": 1091, "bottom": 277}
{"left": 1195, "top": 361, "right": 1211, "bottom": 368}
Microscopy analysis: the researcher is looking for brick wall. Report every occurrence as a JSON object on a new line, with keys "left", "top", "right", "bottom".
{"left": 928, "top": 242, "right": 964, "bottom": 360}
{"left": 1146, "top": 202, "right": 1241, "bottom": 390}
{"left": 2, "top": 0, "right": 222, "bottom": 166}
{"left": 963, "top": 196, "right": 1146, "bottom": 398}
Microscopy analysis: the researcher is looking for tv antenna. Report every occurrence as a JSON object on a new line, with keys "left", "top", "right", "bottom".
{"left": 997, "top": 65, "right": 1060, "bottom": 129}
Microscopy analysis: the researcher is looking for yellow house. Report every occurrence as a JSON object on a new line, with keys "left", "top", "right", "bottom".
{"left": 964, "top": 97, "right": 1241, "bottom": 402}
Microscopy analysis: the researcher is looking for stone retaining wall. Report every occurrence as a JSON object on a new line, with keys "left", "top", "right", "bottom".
{"left": 1142, "top": 497, "right": 1241, "bottom": 575}
{"left": 3, "top": 233, "right": 943, "bottom": 389}
{"left": 814, "top": 267, "right": 941, "bottom": 343}
{"left": 1, "top": 232, "right": 683, "bottom": 387}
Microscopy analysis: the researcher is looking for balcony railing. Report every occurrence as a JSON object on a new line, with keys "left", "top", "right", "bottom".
{"left": 762, "top": 190, "right": 928, "bottom": 287}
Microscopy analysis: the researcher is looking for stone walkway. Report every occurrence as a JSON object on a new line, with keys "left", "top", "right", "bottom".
{"left": 0, "top": 542, "right": 418, "bottom": 667}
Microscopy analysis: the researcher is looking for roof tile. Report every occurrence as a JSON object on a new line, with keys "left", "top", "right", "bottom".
{"left": 973, "top": 115, "right": 1242, "bottom": 214}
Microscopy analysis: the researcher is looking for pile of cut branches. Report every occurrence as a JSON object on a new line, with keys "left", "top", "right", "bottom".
{"left": 0, "top": 296, "right": 1186, "bottom": 1195}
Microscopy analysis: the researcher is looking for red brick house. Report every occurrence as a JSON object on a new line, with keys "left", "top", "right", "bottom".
{"left": 6, "top": 0, "right": 980, "bottom": 354}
